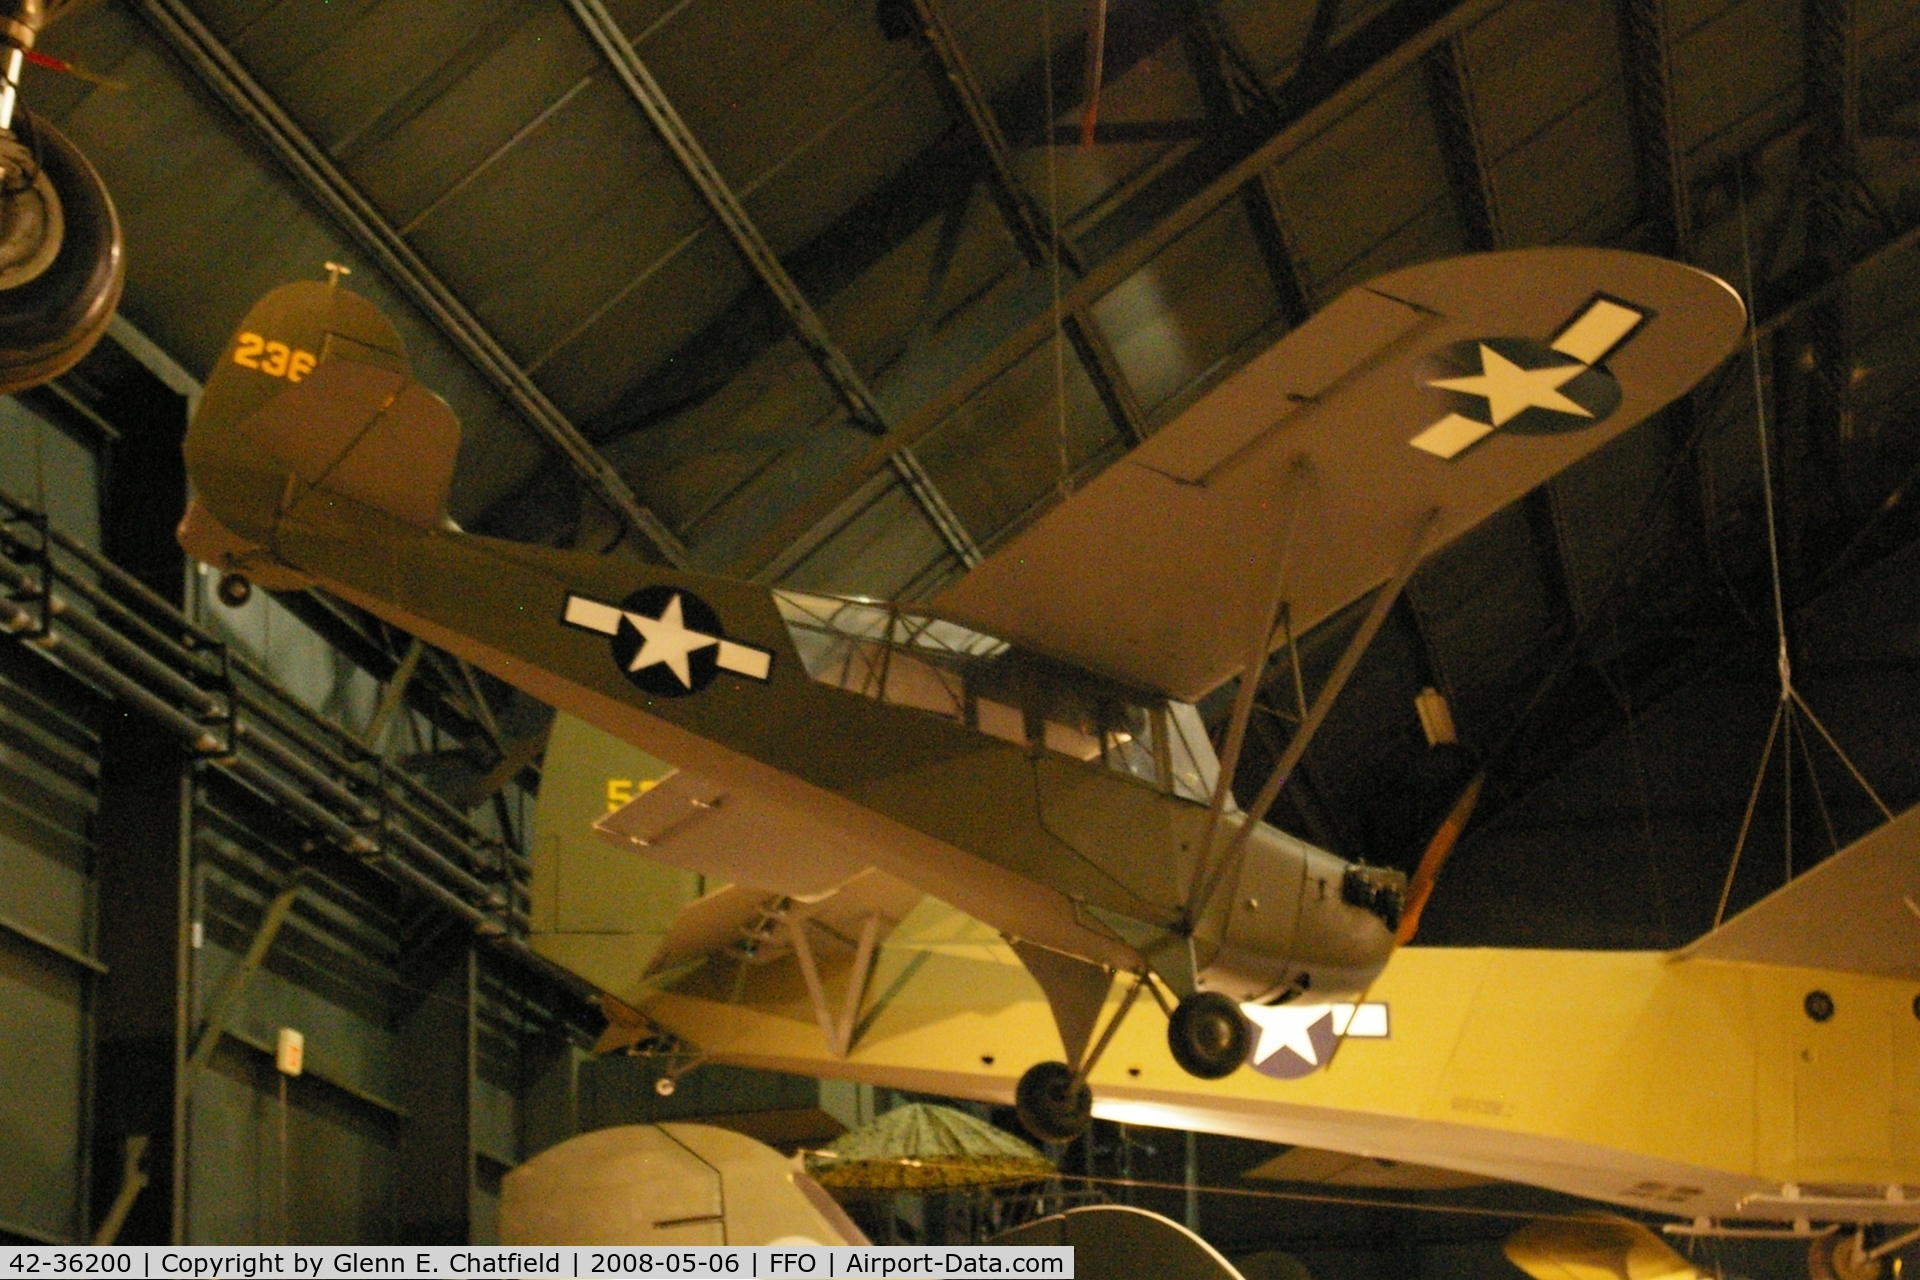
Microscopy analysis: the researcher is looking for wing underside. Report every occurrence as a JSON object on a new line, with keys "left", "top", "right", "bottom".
{"left": 931, "top": 248, "right": 1746, "bottom": 702}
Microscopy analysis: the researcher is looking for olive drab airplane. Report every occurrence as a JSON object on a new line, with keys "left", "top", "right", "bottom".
{"left": 177, "top": 248, "right": 1747, "bottom": 1143}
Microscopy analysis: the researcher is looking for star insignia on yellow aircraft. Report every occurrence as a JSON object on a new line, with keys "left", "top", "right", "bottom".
{"left": 1411, "top": 295, "right": 1651, "bottom": 461}
{"left": 562, "top": 586, "right": 773, "bottom": 697}
{"left": 1242, "top": 1001, "right": 1389, "bottom": 1080}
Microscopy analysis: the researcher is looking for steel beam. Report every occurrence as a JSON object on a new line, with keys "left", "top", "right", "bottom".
{"left": 1179, "top": 0, "right": 1312, "bottom": 327}
{"left": 1616, "top": 0, "right": 1691, "bottom": 257}
{"left": 135, "top": 0, "right": 691, "bottom": 568}
{"left": 904, "top": 0, "right": 1149, "bottom": 444}
{"left": 1794, "top": 0, "right": 1858, "bottom": 589}
{"left": 180, "top": 876, "right": 304, "bottom": 1090}
{"left": 564, "top": 0, "right": 983, "bottom": 567}
{"left": 1422, "top": 34, "right": 1501, "bottom": 251}
{"left": 731, "top": 0, "right": 1506, "bottom": 577}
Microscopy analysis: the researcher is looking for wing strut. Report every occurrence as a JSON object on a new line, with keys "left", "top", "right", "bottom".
{"left": 1194, "top": 456, "right": 1313, "bottom": 887}
{"left": 1187, "top": 508, "right": 1440, "bottom": 928}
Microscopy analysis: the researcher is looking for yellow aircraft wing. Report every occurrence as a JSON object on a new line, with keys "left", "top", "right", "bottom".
{"left": 1682, "top": 800, "right": 1920, "bottom": 980}
{"left": 932, "top": 248, "right": 1745, "bottom": 701}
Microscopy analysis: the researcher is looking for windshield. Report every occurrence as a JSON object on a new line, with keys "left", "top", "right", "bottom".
{"left": 773, "top": 590, "right": 1220, "bottom": 803}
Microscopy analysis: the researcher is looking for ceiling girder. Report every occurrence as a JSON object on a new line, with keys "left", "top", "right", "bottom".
{"left": 1616, "top": 0, "right": 1692, "bottom": 257}
{"left": 564, "top": 0, "right": 984, "bottom": 568}
{"left": 903, "top": 0, "right": 1147, "bottom": 445}
{"left": 728, "top": 0, "right": 1508, "bottom": 577}
{"left": 1791, "top": 0, "right": 1859, "bottom": 592}
{"left": 1422, "top": 33, "right": 1502, "bottom": 252}
{"left": 134, "top": 0, "right": 692, "bottom": 569}
{"left": 1179, "top": 0, "right": 1313, "bottom": 327}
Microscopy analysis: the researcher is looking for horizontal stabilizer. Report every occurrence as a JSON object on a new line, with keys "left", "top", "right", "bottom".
{"left": 594, "top": 769, "right": 874, "bottom": 899}
{"left": 1682, "top": 800, "right": 1920, "bottom": 979}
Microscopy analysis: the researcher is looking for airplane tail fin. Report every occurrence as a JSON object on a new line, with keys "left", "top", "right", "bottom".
{"left": 179, "top": 279, "right": 459, "bottom": 587}
{"left": 1681, "top": 799, "right": 1920, "bottom": 980}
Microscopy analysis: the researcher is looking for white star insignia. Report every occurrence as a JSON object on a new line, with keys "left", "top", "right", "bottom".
{"left": 1243, "top": 1003, "right": 1333, "bottom": 1068}
{"left": 1427, "top": 343, "right": 1592, "bottom": 426}
{"left": 562, "top": 592, "right": 774, "bottom": 684}
{"left": 625, "top": 593, "right": 716, "bottom": 688}
{"left": 1241, "top": 1001, "right": 1390, "bottom": 1068}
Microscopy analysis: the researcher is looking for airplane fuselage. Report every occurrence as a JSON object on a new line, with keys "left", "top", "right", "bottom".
{"left": 247, "top": 491, "right": 1396, "bottom": 1004}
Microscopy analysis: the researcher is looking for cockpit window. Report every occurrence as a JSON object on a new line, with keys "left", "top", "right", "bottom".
{"left": 772, "top": 589, "right": 1221, "bottom": 802}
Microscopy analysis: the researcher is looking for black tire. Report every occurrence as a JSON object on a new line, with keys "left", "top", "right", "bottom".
{"left": 1168, "top": 991, "right": 1250, "bottom": 1079}
{"left": 1014, "top": 1060, "right": 1091, "bottom": 1143}
{"left": 0, "top": 110, "right": 123, "bottom": 395}
{"left": 216, "top": 574, "right": 253, "bottom": 608}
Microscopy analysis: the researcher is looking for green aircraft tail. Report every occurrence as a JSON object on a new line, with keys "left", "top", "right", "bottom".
{"left": 179, "top": 280, "right": 458, "bottom": 590}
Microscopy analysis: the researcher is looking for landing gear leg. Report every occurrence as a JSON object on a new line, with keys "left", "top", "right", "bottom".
{"left": 1809, "top": 1231, "right": 1882, "bottom": 1280}
{"left": 1167, "top": 991, "right": 1250, "bottom": 1079}
{"left": 1013, "top": 969, "right": 1151, "bottom": 1143}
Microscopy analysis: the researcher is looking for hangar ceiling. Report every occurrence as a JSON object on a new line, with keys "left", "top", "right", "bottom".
{"left": 26, "top": 0, "right": 1920, "bottom": 947}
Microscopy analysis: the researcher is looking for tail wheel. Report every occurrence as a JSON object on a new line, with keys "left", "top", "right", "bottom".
{"left": 1014, "top": 1060, "right": 1091, "bottom": 1143}
{"left": 1168, "top": 991, "right": 1250, "bottom": 1079}
{"left": 0, "top": 109, "right": 122, "bottom": 396}
{"left": 215, "top": 573, "right": 253, "bottom": 608}
{"left": 1809, "top": 1233, "right": 1881, "bottom": 1280}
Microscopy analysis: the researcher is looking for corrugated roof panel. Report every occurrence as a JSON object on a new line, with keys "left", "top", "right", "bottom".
{"left": 1269, "top": 70, "right": 1455, "bottom": 291}
{"left": 1547, "top": 423, "right": 1692, "bottom": 629}
{"left": 228, "top": 0, "right": 528, "bottom": 154}
{"left": 639, "top": 0, "right": 920, "bottom": 197}
{"left": 739, "top": 68, "right": 951, "bottom": 258}
{"left": 782, "top": 476, "right": 959, "bottom": 600}
{"left": 343, "top": 7, "right": 600, "bottom": 227}
{"left": 1090, "top": 198, "right": 1280, "bottom": 417}
{"left": 680, "top": 419, "right": 874, "bottom": 569}
{"left": 1216, "top": 0, "right": 1322, "bottom": 82}
{"left": 604, "top": 342, "right": 844, "bottom": 535}
{"left": 1492, "top": 82, "right": 1638, "bottom": 246}
{"left": 405, "top": 77, "right": 703, "bottom": 360}
{"left": 531, "top": 229, "right": 752, "bottom": 427}
{"left": 914, "top": 334, "right": 1124, "bottom": 546}
{"left": 1463, "top": 0, "right": 1623, "bottom": 163}
{"left": 814, "top": 213, "right": 953, "bottom": 381}
{"left": 943, "top": 0, "right": 1094, "bottom": 106}
{"left": 1671, "top": 0, "right": 1802, "bottom": 159}
{"left": 1310, "top": 196, "right": 1468, "bottom": 303}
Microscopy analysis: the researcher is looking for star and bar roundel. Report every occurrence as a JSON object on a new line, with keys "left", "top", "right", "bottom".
{"left": 1410, "top": 293, "right": 1652, "bottom": 461}
{"left": 1241, "top": 1000, "right": 1390, "bottom": 1079}
{"left": 562, "top": 586, "right": 775, "bottom": 697}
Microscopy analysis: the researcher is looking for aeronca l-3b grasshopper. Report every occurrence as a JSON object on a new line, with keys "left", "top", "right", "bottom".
{"left": 179, "top": 247, "right": 1747, "bottom": 1143}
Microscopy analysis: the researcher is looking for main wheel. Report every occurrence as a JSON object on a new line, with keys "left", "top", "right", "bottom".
{"left": 1168, "top": 991, "right": 1250, "bottom": 1079}
{"left": 1014, "top": 1060, "right": 1091, "bottom": 1143}
{"left": 0, "top": 109, "right": 123, "bottom": 395}
{"left": 1809, "top": 1233, "right": 1880, "bottom": 1280}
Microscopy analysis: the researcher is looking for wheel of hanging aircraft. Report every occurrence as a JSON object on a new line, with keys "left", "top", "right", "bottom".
{"left": 1809, "top": 1233, "right": 1882, "bottom": 1280}
{"left": 1014, "top": 1060, "right": 1091, "bottom": 1144}
{"left": 1167, "top": 991, "right": 1251, "bottom": 1080}
{"left": 216, "top": 573, "right": 253, "bottom": 608}
{"left": 0, "top": 109, "right": 122, "bottom": 396}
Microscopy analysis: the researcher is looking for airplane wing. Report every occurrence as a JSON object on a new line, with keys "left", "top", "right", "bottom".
{"left": 1681, "top": 799, "right": 1920, "bottom": 980}
{"left": 932, "top": 248, "right": 1746, "bottom": 702}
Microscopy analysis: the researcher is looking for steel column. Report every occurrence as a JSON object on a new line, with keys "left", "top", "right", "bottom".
{"left": 134, "top": 0, "right": 691, "bottom": 569}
